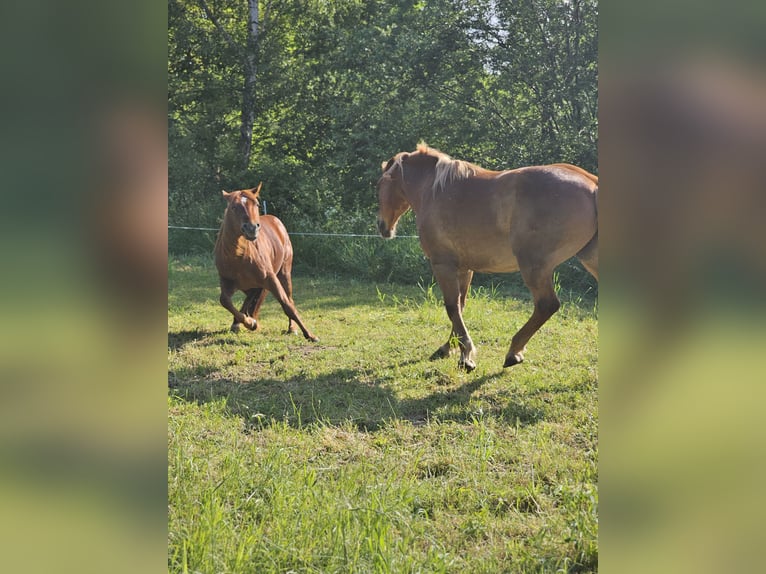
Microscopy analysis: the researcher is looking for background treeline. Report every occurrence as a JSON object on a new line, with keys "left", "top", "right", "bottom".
{"left": 169, "top": 0, "right": 597, "bottom": 287}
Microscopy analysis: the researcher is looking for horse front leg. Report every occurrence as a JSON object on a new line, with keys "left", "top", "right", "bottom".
{"left": 430, "top": 269, "right": 474, "bottom": 361}
{"left": 429, "top": 330, "right": 456, "bottom": 360}
{"left": 504, "top": 263, "right": 560, "bottom": 367}
{"left": 246, "top": 288, "right": 267, "bottom": 326}
{"left": 219, "top": 278, "right": 256, "bottom": 332}
{"left": 432, "top": 263, "right": 477, "bottom": 371}
{"left": 230, "top": 288, "right": 263, "bottom": 332}
{"left": 265, "top": 274, "right": 319, "bottom": 342}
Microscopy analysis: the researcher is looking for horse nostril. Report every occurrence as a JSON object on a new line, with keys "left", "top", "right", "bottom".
{"left": 241, "top": 223, "right": 258, "bottom": 238}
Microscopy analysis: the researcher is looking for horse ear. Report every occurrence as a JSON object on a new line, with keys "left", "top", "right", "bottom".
{"left": 252, "top": 182, "right": 262, "bottom": 197}
{"left": 222, "top": 190, "right": 231, "bottom": 199}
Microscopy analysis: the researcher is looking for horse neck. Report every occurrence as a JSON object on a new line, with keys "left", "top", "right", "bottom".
{"left": 401, "top": 166, "right": 435, "bottom": 214}
{"left": 216, "top": 215, "right": 255, "bottom": 258}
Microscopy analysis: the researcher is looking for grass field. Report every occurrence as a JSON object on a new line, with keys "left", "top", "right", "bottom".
{"left": 168, "top": 254, "right": 598, "bottom": 573}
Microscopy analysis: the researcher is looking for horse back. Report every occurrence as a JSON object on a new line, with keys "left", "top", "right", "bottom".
{"left": 260, "top": 214, "right": 290, "bottom": 242}
{"left": 548, "top": 163, "right": 598, "bottom": 185}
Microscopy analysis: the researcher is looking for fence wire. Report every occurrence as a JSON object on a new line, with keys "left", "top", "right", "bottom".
{"left": 169, "top": 225, "right": 590, "bottom": 275}
{"left": 168, "top": 225, "right": 418, "bottom": 238}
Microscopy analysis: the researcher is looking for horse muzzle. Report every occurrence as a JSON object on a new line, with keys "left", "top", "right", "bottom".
{"left": 242, "top": 222, "right": 260, "bottom": 241}
{"left": 377, "top": 218, "right": 393, "bottom": 239}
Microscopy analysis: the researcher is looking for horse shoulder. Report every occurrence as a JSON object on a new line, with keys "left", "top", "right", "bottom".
{"left": 259, "top": 215, "right": 289, "bottom": 246}
{"left": 260, "top": 215, "right": 294, "bottom": 263}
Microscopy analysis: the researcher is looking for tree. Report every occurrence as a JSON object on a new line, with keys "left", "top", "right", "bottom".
{"left": 195, "top": 0, "right": 258, "bottom": 169}
{"left": 169, "top": 0, "right": 598, "bottom": 242}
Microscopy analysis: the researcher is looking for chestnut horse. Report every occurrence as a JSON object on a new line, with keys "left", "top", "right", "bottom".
{"left": 376, "top": 144, "right": 597, "bottom": 371}
{"left": 214, "top": 183, "right": 318, "bottom": 341}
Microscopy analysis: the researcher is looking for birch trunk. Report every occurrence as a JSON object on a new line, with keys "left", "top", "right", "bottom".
{"left": 239, "top": 0, "right": 259, "bottom": 169}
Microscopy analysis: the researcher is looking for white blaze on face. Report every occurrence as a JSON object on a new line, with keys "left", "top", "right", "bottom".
{"left": 240, "top": 196, "right": 248, "bottom": 207}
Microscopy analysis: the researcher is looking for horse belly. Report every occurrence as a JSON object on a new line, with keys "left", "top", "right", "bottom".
{"left": 240, "top": 265, "right": 271, "bottom": 290}
{"left": 421, "top": 214, "right": 519, "bottom": 273}
{"left": 451, "top": 209, "right": 518, "bottom": 272}
{"left": 430, "top": 228, "right": 519, "bottom": 273}
{"left": 466, "top": 243, "right": 520, "bottom": 273}
{"left": 218, "top": 258, "right": 270, "bottom": 292}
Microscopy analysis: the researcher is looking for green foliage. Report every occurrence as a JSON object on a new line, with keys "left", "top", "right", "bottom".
{"left": 169, "top": 0, "right": 598, "bottom": 246}
{"left": 290, "top": 235, "right": 430, "bottom": 284}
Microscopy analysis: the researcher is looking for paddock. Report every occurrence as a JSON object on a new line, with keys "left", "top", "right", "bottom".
{"left": 168, "top": 254, "right": 598, "bottom": 572}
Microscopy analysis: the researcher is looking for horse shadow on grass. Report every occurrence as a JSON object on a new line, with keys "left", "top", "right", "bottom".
{"left": 168, "top": 327, "right": 269, "bottom": 352}
{"left": 168, "top": 329, "right": 211, "bottom": 351}
{"left": 169, "top": 360, "right": 545, "bottom": 432}
{"left": 395, "top": 372, "right": 546, "bottom": 428}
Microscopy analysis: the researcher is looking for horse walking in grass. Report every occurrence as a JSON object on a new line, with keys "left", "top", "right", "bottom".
{"left": 376, "top": 144, "right": 597, "bottom": 371}
{"left": 214, "top": 183, "right": 318, "bottom": 342}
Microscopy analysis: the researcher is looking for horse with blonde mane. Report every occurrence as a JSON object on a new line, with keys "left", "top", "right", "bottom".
{"left": 214, "top": 183, "right": 318, "bottom": 342}
{"left": 376, "top": 144, "right": 597, "bottom": 371}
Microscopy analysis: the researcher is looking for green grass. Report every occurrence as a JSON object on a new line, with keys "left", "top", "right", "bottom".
{"left": 168, "top": 254, "right": 598, "bottom": 573}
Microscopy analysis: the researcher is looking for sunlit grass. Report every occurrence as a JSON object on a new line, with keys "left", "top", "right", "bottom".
{"left": 168, "top": 254, "right": 598, "bottom": 573}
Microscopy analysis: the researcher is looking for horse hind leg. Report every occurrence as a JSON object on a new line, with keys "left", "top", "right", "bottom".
{"left": 248, "top": 288, "right": 268, "bottom": 325}
{"left": 576, "top": 232, "right": 598, "bottom": 281}
{"left": 504, "top": 263, "right": 560, "bottom": 368}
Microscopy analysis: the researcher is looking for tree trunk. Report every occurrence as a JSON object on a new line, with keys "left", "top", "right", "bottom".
{"left": 239, "top": 0, "right": 259, "bottom": 170}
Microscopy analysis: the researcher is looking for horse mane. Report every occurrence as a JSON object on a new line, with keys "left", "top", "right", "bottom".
{"left": 415, "top": 143, "right": 480, "bottom": 192}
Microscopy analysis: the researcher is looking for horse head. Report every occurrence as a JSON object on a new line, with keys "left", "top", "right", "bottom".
{"left": 222, "top": 182, "right": 262, "bottom": 241}
{"left": 376, "top": 154, "right": 411, "bottom": 238}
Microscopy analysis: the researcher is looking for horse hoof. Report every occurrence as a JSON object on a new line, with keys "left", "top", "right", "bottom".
{"left": 230, "top": 323, "right": 241, "bottom": 333}
{"left": 308, "top": 335, "right": 320, "bottom": 343}
{"left": 429, "top": 346, "right": 450, "bottom": 361}
{"left": 244, "top": 318, "right": 258, "bottom": 331}
{"left": 458, "top": 359, "right": 476, "bottom": 372}
{"left": 503, "top": 354, "right": 524, "bottom": 368}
